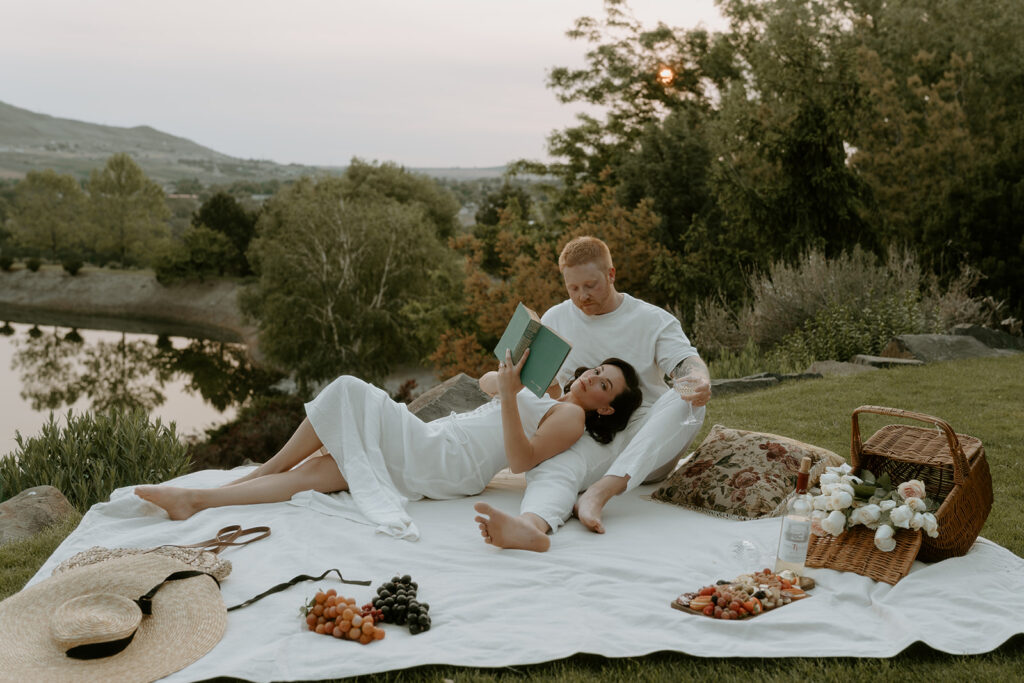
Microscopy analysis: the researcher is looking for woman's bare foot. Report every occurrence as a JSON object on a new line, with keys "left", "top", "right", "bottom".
{"left": 574, "top": 474, "right": 627, "bottom": 534}
{"left": 135, "top": 486, "right": 202, "bottom": 520}
{"left": 473, "top": 503, "right": 550, "bottom": 552}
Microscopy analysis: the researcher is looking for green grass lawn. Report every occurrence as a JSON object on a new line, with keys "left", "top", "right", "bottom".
{"left": 3, "top": 354, "right": 1022, "bottom": 681}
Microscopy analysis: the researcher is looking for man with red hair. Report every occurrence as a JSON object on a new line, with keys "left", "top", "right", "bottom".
{"left": 475, "top": 236, "right": 711, "bottom": 551}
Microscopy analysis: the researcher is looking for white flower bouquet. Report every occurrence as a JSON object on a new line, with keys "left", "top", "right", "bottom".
{"left": 809, "top": 463, "right": 940, "bottom": 552}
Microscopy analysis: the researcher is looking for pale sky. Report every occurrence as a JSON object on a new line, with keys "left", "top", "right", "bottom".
{"left": 3, "top": 1, "right": 725, "bottom": 168}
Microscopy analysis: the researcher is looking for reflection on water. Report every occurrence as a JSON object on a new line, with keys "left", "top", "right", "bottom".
{"left": 2, "top": 321, "right": 282, "bottom": 454}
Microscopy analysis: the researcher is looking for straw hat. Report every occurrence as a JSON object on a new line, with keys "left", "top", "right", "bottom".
{"left": 0, "top": 553, "right": 226, "bottom": 683}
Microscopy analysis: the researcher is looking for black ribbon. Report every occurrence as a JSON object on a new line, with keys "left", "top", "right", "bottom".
{"left": 66, "top": 633, "right": 137, "bottom": 660}
{"left": 227, "top": 568, "right": 371, "bottom": 612}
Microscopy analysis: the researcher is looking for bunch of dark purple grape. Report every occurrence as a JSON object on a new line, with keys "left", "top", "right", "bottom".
{"left": 372, "top": 574, "right": 431, "bottom": 634}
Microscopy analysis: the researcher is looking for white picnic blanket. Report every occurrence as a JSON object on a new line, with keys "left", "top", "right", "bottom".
{"left": 29, "top": 467, "right": 1024, "bottom": 681}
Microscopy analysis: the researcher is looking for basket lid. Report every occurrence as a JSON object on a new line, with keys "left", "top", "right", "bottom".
{"left": 861, "top": 424, "right": 983, "bottom": 469}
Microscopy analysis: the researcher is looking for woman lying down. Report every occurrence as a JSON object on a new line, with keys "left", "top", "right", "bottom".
{"left": 136, "top": 349, "right": 641, "bottom": 551}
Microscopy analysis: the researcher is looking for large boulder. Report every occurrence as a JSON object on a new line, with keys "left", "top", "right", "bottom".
{"left": 0, "top": 485, "right": 76, "bottom": 546}
{"left": 880, "top": 334, "right": 1013, "bottom": 362}
{"left": 407, "top": 373, "right": 491, "bottom": 422}
{"left": 952, "top": 324, "right": 1024, "bottom": 352}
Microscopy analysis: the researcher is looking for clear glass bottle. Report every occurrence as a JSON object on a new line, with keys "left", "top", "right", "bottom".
{"left": 774, "top": 456, "right": 813, "bottom": 575}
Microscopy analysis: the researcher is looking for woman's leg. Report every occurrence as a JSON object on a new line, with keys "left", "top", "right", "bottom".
{"left": 136, "top": 454, "right": 347, "bottom": 520}
{"left": 224, "top": 418, "right": 325, "bottom": 486}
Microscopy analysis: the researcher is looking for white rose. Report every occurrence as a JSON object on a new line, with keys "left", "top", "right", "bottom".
{"left": 909, "top": 512, "right": 925, "bottom": 530}
{"left": 836, "top": 463, "right": 853, "bottom": 475}
{"left": 905, "top": 496, "right": 927, "bottom": 512}
{"left": 821, "top": 510, "right": 848, "bottom": 536}
{"left": 890, "top": 504, "right": 914, "bottom": 529}
{"left": 849, "top": 504, "right": 881, "bottom": 527}
{"left": 874, "top": 524, "right": 896, "bottom": 552}
{"left": 819, "top": 472, "right": 840, "bottom": 486}
{"left": 831, "top": 491, "right": 854, "bottom": 510}
{"left": 812, "top": 495, "right": 830, "bottom": 511}
{"left": 841, "top": 474, "right": 862, "bottom": 485}
{"left": 879, "top": 499, "right": 897, "bottom": 512}
{"left": 897, "top": 479, "right": 927, "bottom": 500}
{"left": 921, "top": 512, "right": 939, "bottom": 538}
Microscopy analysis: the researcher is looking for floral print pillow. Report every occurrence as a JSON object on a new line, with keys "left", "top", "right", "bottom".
{"left": 651, "top": 424, "right": 845, "bottom": 520}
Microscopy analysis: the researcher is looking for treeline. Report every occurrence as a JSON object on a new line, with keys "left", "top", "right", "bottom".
{"left": 2, "top": 0, "right": 1020, "bottom": 391}
{"left": 0, "top": 153, "right": 262, "bottom": 279}
{"left": 435, "top": 0, "right": 1023, "bottom": 378}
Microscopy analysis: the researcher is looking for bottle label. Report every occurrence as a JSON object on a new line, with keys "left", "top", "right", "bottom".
{"left": 778, "top": 518, "right": 811, "bottom": 563}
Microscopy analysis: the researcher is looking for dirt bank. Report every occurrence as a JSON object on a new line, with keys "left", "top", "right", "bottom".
{"left": 0, "top": 266, "right": 262, "bottom": 358}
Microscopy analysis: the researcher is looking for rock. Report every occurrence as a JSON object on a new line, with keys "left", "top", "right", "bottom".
{"left": 880, "top": 334, "right": 1013, "bottom": 362}
{"left": 0, "top": 485, "right": 76, "bottom": 546}
{"left": 952, "top": 324, "right": 1024, "bottom": 352}
{"left": 407, "top": 373, "right": 491, "bottom": 422}
{"left": 711, "top": 376, "right": 779, "bottom": 396}
{"left": 743, "top": 371, "right": 823, "bottom": 383}
{"left": 806, "top": 360, "right": 878, "bottom": 376}
{"left": 850, "top": 354, "right": 925, "bottom": 368}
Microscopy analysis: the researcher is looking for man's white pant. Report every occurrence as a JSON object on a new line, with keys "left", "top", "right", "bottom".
{"left": 520, "top": 389, "right": 705, "bottom": 532}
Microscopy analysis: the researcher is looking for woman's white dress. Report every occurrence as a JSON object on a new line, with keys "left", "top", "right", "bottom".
{"left": 304, "top": 375, "right": 559, "bottom": 538}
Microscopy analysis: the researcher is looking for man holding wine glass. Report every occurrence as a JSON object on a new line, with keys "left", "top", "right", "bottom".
{"left": 474, "top": 236, "right": 711, "bottom": 551}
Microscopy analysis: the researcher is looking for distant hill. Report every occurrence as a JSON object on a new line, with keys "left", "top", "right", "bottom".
{"left": 0, "top": 100, "right": 507, "bottom": 186}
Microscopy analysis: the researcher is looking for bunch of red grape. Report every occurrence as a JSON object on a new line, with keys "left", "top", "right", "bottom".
{"left": 302, "top": 589, "right": 385, "bottom": 644}
{"left": 371, "top": 574, "right": 431, "bottom": 634}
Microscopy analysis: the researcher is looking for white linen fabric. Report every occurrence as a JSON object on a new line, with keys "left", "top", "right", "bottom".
{"left": 541, "top": 293, "right": 699, "bottom": 407}
{"left": 305, "top": 375, "right": 557, "bottom": 540}
{"left": 28, "top": 468, "right": 1024, "bottom": 682}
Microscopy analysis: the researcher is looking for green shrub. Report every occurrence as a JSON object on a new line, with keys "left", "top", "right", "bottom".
{"left": 0, "top": 409, "right": 191, "bottom": 511}
{"left": 692, "top": 246, "right": 997, "bottom": 365}
{"left": 188, "top": 394, "right": 306, "bottom": 471}
{"left": 0, "top": 255, "right": 12, "bottom": 271}
{"left": 706, "top": 339, "right": 804, "bottom": 379}
{"left": 25, "top": 258, "right": 41, "bottom": 272}
{"left": 62, "top": 257, "right": 84, "bottom": 275}
{"left": 154, "top": 225, "right": 236, "bottom": 283}
{"left": 769, "top": 290, "right": 934, "bottom": 368}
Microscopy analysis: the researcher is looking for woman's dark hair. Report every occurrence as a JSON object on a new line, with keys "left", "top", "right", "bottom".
{"left": 562, "top": 357, "right": 643, "bottom": 444}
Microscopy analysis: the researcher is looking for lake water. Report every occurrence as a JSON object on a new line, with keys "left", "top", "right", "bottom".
{"left": 0, "top": 320, "right": 281, "bottom": 457}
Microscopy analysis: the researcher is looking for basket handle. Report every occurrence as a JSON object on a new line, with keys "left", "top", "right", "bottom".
{"left": 850, "top": 405, "right": 969, "bottom": 486}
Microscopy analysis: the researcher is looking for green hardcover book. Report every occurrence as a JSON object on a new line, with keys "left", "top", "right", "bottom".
{"left": 493, "top": 302, "right": 572, "bottom": 397}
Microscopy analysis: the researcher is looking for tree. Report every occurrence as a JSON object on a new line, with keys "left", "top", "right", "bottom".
{"left": 339, "top": 158, "right": 461, "bottom": 240}
{"left": 192, "top": 191, "right": 257, "bottom": 275}
{"left": 9, "top": 169, "right": 87, "bottom": 259}
{"left": 474, "top": 184, "right": 534, "bottom": 227}
{"left": 242, "top": 176, "right": 454, "bottom": 390}
{"left": 86, "top": 154, "right": 170, "bottom": 265}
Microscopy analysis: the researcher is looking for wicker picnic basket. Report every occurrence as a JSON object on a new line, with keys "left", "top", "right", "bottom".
{"left": 806, "top": 405, "right": 993, "bottom": 584}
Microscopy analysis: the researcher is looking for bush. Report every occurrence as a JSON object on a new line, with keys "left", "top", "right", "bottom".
{"left": 692, "top": 246, "right": 998, "bottom": 365}
{"left": 154, "top": 225, "right": 237, "bottom": 283}
{"left": 62, "top": 257, "right": 83, "bottom": 276}
{"left": 25, "top": 258, "right": 41, "bottom": 272}
{"left": 188, "top": 394, "right": 306, "bottom": 472}
{"left": 0, "top": 409, "right": 191, "bottom": 512}
{"left": 0, "top": 256, "right": 12, "bottom": 271}
{"left": 769, "top": 290, "right": 933, "bottom": 368}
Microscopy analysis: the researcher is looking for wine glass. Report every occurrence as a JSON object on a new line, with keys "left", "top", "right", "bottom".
{"left": 672, "top": 376, "right": 702, "bottom": 426}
